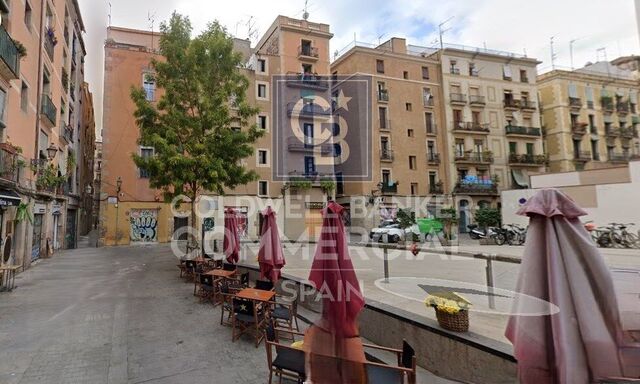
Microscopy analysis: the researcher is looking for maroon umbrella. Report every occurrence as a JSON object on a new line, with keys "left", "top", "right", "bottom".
{"left": 506, "top": 189, "right": 639, "bottom": 382}
{"left": 257, "top": 206, "right": 285, "bottom": 282}
{"left": 304, "top": 201, "right": 366, "bottom": 383}
{"left": 223, "top": 207, "right": 240, "bottom": 264}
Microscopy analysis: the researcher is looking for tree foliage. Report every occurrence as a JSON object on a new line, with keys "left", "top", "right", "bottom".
{"left": 131, "top": 13, "right": 262, "bottom": 218}
{"left": 396, "top": 208, "right": 416, "bottom": 229}
{"left": 474, "top": 207, "right": 501, "bottom": 228}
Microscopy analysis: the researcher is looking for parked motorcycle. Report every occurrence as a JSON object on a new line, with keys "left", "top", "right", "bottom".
{"left": 467, "top": 224, "right": 505, "bottom": 244}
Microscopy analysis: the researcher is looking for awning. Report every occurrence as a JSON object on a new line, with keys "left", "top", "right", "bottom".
{"left": 511, "top": 169, "right": 530, "bottom": 189}
{"left": 0, "top": 188, "right": 21, "bottom": 207}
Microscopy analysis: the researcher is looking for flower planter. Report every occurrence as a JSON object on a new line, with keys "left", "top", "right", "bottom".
{"left": 435, "top": 309, "right": 469, "bottom": 332}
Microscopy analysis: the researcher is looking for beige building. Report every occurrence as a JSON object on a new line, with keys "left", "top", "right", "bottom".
{"left": 0, "top": 0, "right": 92, "bottom": 270}
{"left": 330, "top": 38, "right": 447, "bottom": 229}
{"left": 437, "top": 46, "right": 544, "bottom": 231}
{"left": 538, "top": 62, "right": 640, "bottom": 173}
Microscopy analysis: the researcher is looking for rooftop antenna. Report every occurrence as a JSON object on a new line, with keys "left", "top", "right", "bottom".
{"left": 302, "top": 0, "right": 309, "bottom": 20}
{"left": 569, "top": 38, "right": 581, "bottom": 70}
{"left": 550, "top": 36, "right": 557, "bottom": 70}
{"left": 148, "top": 11, "right": 156, "bottom": 51}
{"left": 377, "top": 33, "right": 385, "bottom": 45}
{"left": 596, "top": 47, "right": 608, "bottom": 62}
{"left": 108, "top": 2, "right": 112, "bottom": 27}
{"left": 246, "top": 16, "right": 258, "bottom": 43}
{"left": 438, "top": 16, "right": 454, "bottom": 50}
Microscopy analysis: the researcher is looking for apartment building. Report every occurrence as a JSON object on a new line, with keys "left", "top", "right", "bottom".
{"left": 538, "top": 61, "right": 640, "bottom": 173}
{"left": 100, "top": 17, "right": 335, "bottom": 245}
{"left": 79, "top": 81, "right": 95, "bottom": 235}
{"left": 0, "top": 0, "right": 92, "bottom": 269}
{"left": 438, "top": 46, "right": 544, "bottom": 231}
{"left": 330, "top": 38, "right": 447, "bottom": 229}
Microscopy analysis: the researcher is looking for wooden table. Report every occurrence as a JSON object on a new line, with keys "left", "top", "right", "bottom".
{"left": 236, "top": 288, "right": 275, "bottom": 302}
{"left": 0, "top": 266, "right": 20, "bottom": 292}
{"left": 205, "top": 269, "right": 236, "bottom": 278}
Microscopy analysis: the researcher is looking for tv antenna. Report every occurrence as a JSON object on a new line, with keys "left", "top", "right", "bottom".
{"left": 108, "top": 2, "right": 112, "bottom": 27}
{"left": 596, "top": 47, "right": 608, "bottom": 63}
{"left": 569, "top": 38, "right": 582, "bottom": 70}
{"left": 148, "top": 11, "right": 156, "bottom": 51}
{"left": 550, "top": 36, "right": 557, "bottom": 70}
{"left": 302, "top": 0, "right": 309, "bottom": 20}
{"left": 377, "top": 33, "right": 385, "bottom": 45}
{"left": 438, "top": 16, "right": 454, "bottom": 49}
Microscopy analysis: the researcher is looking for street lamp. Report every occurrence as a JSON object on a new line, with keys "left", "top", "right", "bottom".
{"left": 114, "top": 176, "right": 122, "bottom": 245}
{"left": 46, "top": 143, "right": 58, "bottom": 161}
{"left": 116, "top": 176, "right": 122, "bottom": 195}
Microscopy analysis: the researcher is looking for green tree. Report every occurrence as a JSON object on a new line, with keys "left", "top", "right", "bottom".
{"left": 131, "top": 13, "right": 262, "bottom": 238}
{"left": 474, "top": 207, "right": 501, "bottom": 229}
{"left": 396, "top": 208, "right": 416, "bottom": 229}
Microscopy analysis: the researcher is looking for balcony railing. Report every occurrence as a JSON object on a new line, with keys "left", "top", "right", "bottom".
{"left": 568, "top": 97, "right": 582, "bottom": 109}
{"left": 574, "top": 151, "right": 591, "bottom": 162}
{"left": 587, "top": 100, "right": 595, "bottom": 109}
{"left": 454, "top": 151, "right": 494, "bottom": 164}
{"left": 620, "top": 127, "right": 635, "bottom": 139}
{"left": 571, "top": 122, "right": 588, "bottom": 136}
{"left": 469, "top": 95, "right": 485, "bottom": 106}
{"left": 298, "top": 45, "right": 319, "bottom": 59}
{"left": 508, "top": 153, "right": 546, "bottom": 166}
{"left": 286, "top": 102, "right": 331, "bottom": 118}
{"left": 0, "top": 25, "right": 20, "bottom": 79}
{"left": 285, "top": 73, "right": 329, "bottom": 89}
{"left": 427, "top": 152, "right": 440, "bottom": 164}
{"left": 605, "top": 127, "right": 619, "bottom": 137}
{"left": 453, "top": 181, "right": 498, "bottom": 195}
{"left": 601, "top": 97, "right": 614, "bottom": 112}
{"left": 449, "top": 67, "right": 460, "bottom": 75}
{"left": 0, "top": 145, "right": 17, "bottom": 182}
{"left": 429, "top": 182, "right": 444, "bottom": 194}
{"left": 41, "top": 95, "right": 57, "bottom": 127}
{"left": 616, "top": 101, "right": 630, "bottom": 114}
{"left": 520, "top": 100, "right": 537, "bottom": 110}
{"left": 381, "top": 182, "right": 398, "bottom": 194}
{"left": 503, "top": 99, "right": 520, "bottom": 109}
{"left": 450, "top": 93, "right": 467, "bottom": 104}
{"left": 609, "top": 153, "right": 629, "bottom": 164}
{"left": 505, "top": 125, "right": 541, "bottom": 137}
{"left": 379, "top": 119, "right": 391, "bottom": 131}
{"left": 380, "top": 149, "right": 394, "bottom": 161}
{"left": 423, "top": 96, "right": 434, "bottom": 107}
{"left": 453, "top": 121, "right": 490, "bottom": 133}
{"left": 378, "top": 89, "right": 389, "bottom": 102}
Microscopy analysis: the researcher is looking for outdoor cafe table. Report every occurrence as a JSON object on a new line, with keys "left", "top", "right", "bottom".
{"left": 235, "top": 287, "right": 276, "bottom": 302}
{"left": 205, "top": 269, "right": 236, "bottom": 278}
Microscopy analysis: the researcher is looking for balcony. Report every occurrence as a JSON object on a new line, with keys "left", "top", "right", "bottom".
{"left": 285, "top": 73, "right": 329, "bottom": 90}
{"left": 287, "top": 171, "right": 335, "bottom": 187}
{"left": 286, "top": 102, "right": 331, "bottom": 119}
{"left": 616, "top": 101, "right": 630, "bottom": 115}
{"left": 429, "top": 182, "right": 444, "bottom": 194}
{"left": 601, "top": 97, "right": 614, "bottom": 113}
{"left": 40, "top": 95, "right": 57, "bottom": 128}
{"left": 505, "top": 125, "right": 541, "bottom": 137}
{"left": 453, "top": 121, "right": 490, "bottom": 134}
{"left": 520, "top": 100, "right": 537, "bottom": 111}
{"left": 571, "top": 122, "right": 588, "bottom": 137}
{"left": 380, "top": 149, "right": 394, "bottom": 162}
{"left": 503, "top": 99, "right": 520, "bottom": 110}
{"left": 454, "top": 151, "right": 494, "bottom": 164}
{"left": 449, "top": 67, "right": 460, "bottom": 75}
{"left": 508, "top": 153, "right": 546, "bottom": 166}
{"left": 620, "top": 127, "right": 635, "bottom": 139}
{"left": 380, "top": 181, "right": 398, "bottom": 194}
{"left": 605, "top": 127, "right": 620, "bottom": 138}
{"left": 568, "top": 97, "right": 582, "bottom": 110}
{"left": 573, "top": 150, "right": 591, "bottom": 163}
{"left": 426, "top": 152, "right": 440, "bottom": 165}
{"left": 609, "top": 153, "right": 629, "bottom": 164}
{"left": 587, "top": 100, "right": 595, "bottom": 109}
{"left": 0, "top": 144, "right": 17, "bottom": 182}
{"left": 450, "top": 93, "right": 466, "bottom": 105}
{"left": 297, "top": 45, "right": 319, "bottom": 60}
{"left": 469, "top": 95, "right": 485, "bottom": 106}
{"left": 379, "top": 119, "right": 391, "bottom": 131}
{"left": 377, "top": 89, "right": 389, "bottom": 102}
{"left": 0, "top": 26, "right": 20, "bottom": 80}
{"left": 422, "top": 96, "right": 434, "bottom": 107}
{"left": 453, "top": 181, "right": 498, "bottom": 196}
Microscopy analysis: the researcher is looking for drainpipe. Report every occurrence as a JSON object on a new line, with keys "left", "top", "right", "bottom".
{"left": 34, "top": 0, "right": 46, "bottom": 163}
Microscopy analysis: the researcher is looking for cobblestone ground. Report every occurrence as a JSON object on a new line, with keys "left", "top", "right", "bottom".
{"left": 0, "top": 245, "right": 269, "bottom": 384}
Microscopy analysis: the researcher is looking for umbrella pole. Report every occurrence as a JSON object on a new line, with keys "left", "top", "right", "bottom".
{"left": 383, "top": 246, "right": 389, "bottom": 284}
{"left": 485, "top": 258, "right": 495, "bottom": 309}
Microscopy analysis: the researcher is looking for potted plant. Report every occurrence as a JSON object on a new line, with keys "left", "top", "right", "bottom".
{"left": 12, "top": 39, "right": 27, "bottom": 58}
{"left": 438, "top": 206, "right": 458, "bottom": 246}
{"left": 319, "top": 178, "right": 336, "bottom": 197}
{"left": 425, "top": 292, "right": 472, "bottom": 332}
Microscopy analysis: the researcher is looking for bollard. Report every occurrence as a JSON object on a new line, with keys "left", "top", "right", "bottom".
{"left": 485, "top": 258, "right": 495, "bottom": 309}
{"left": 383, "top": 246, "right": 389, "bottom": 284}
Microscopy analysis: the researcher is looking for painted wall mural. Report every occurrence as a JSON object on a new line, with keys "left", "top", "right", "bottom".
{"left": 130, "top": 209, "right": 159, "bottom": 243}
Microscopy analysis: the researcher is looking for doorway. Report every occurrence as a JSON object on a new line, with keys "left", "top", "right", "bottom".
{"left": 31, "top": 214, "right": 43, "bottom": 261}
{"left": 66, "top": 210, "right": 77, "bottom": 249}
{"left": 458, "top": 199, "right": 470, "bottom": 233}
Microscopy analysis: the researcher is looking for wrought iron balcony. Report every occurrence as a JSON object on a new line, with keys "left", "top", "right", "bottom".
{"left": 381, "top": 182, "right": 398, "bottom": 194}
{"left": 286, "top": 136, "right": 333, "bottom": 154}
{"left": 605, "top": 127, "right": 620, "bottom": 138}
{"left": 286, "top": 102, "right": 331, "bottom": 119}
{"left": 285, "top": 73, "right": 329, "bottom": 90}
{"left": 601, "top": 97, "right": 614, "bottom": 112}
{"left": 450, "top": 93, "right": 467, "bottom": 105}
{"left": 378, "top": 89, "right": 389, "bottom": 102}
{"left": 297, "top": 45, "right": 319, "bottom": 59}
{"left": 0, "top": 25, "right": 20, "bottom": 80}
{"left": 423, "top": 96, "right": 434, "bottom": 107}
{"left": 425, "top": 123, "right": 437, "bottom": 136}
{"left": 427, "top": 152, "right": 440, "bottom": 164}
{"left": 508, "top": 153, "right": 546, "bottom": 166}
{"left": 0, "top": 144, "right": 18, "bottom": 182}
{"left": 44, "top": 35, "right": 54, "bottom": 61}
{"left": 380, "top": 149, "right": 394, "bottom": 162}
{"left": 616, "top": 101, "right": 630, "bottom": 114}
{"left": 41, "top": 95, "right": 57, "bottom": 127}
{"left": 453, "top": 121, "right": 490, "bottom": 134}
{"left": 453, "top": 181, "right": 498, "bottom": 196}
{"left": 609, "top": 153, "right": 629, "bottom": 164}
{"left": 573, "top": 151, "right": 591, "bottom": 162}
{"left": 520, "top": 100, "right": 537, "bottom": 111}
{"left": 429, "top": 182, "right": 444, "bottom": 194}
{"left": 449, "top": 67, "right": 460, "bottom": 75}
{"left": 568, "top": 97, "right": 582, "bottom": 109}
{"left": 454, "top": 151, "right": 493, "bottom": 164}
{"left": 571, "top": 122, "right": 588, "bottom": 136}
{"left": 505, "top": 125, "right": 541, "bottom": 137}
{"left": 503, "top": 99, "right": 520, "bottom": 109}
{"left": 469, "top": 95, "right": 485, "bottom": 106}
{"left": 620, "top": 127, "right": 635, "bottom": 139}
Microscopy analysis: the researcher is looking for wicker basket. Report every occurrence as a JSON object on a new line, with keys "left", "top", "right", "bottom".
{"left": 435, "top": 309, "right": 469, "bottom": 332}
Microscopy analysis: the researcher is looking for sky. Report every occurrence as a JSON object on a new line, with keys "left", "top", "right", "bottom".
{"left": 77, "top": 0, "right": 640, "bottom": 138}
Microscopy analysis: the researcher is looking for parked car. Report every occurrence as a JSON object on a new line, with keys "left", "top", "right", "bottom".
{"left": 369, "top": 220, "right": 420, "bottom": 243}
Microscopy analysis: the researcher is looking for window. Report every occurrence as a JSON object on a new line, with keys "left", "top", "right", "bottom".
{"left": 429, "top": 172, "right": 437, "bottom": 187}
{"left": 469, "top": 63, "right": 478, "bottom": 77}
{"left": 376, "top": 60, "right": 384, "bottom": 73}
{"left": 407, "top": 129, "right": 414, "bottom": 137}
{"left": 410, "top": 183, "right": 418, "bottom": 195}
{"left": 300, "top": 40, "right": 313, "bottom": 56}
{"left": 453, "top": 109, "right": 463, "bottom": 126}
{"left": 21, "top": 81, "right": 29, "bottom": 111}
{"left": 588, "top": 115, "right": 596, "bottom": 133}
{"left": 591, "top": 140, "right": 599, "bottom": 160}
{"left": 422, "top": 88, "right": 433, "bottom": 106}
{"left": 142, "top": 73, "right": 155, "bottom": 101}
{"left": 382, "top": 169, "right": 391, "bottom": 185}
{"left": 257, "top": 149, "right": 268, "bottom": 165}
{"left": 139, "top": 147, "right": 154, "bottom": 178}
{"left": 257, "top": 83, "right": 267, "bottom": 99}
{"left": 455, "top": 139, "right": 465, "bottom": 156}
{"left": 25, "top": 1, "right": 33, "bottom": 29}
{"left": 258, "top": 115, "right": 267, "bottom": 130}
{"left": 450, "top": 60, "right": 459, "bottom": 74}
{"left": 257, "top": 58, "right": 266, "bottom": 73}
{"left": 502, "top": 65, "right": 512, "bottom": 80}
{"left": 405, "top": 103, "right": 412, "bottom": 111}
{"left": 526, "top": 143, "right": 534, "bottom": 155}
{"left": 302, "top": 63, "right": 312, "bottom": 74}
{"left": 0, "top": 88, "right": 6, "bottom": 125}
{"left": 520, "top": 69, "right": 528, "bottom": 83}
{"left": 425, "top": 112, "right": 434, "bottom": 133}
{"left": 379, "top": 107, "right": 388, "bottom": 129}
{"left": 403, "top": 71, "right": 409, "bottom": 80}
{"left": 304, "top": 156, "right": 316, "bottom": 175}
{"left": 303, "top": 123, "right": 314, "bottom": 148}
{"left": 258, "top": 181, "right": 268, "bottom": 196}
{"left": 421, "top": 66, "right": 430, "bottom": 80}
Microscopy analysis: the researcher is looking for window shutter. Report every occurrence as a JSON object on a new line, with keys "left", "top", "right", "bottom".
{"left": 502, "top": 65, "right": 512, "bottom": 79}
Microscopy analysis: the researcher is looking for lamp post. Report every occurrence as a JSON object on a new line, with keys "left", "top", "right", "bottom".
{"left": 114, "top": 177, "right": 122, "bottom": 245}
{"left": 46, "top": 143, "right": 58, "bottom": 162}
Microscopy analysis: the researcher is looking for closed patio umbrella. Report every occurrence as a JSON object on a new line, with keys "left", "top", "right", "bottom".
{"left": 505, "top": 189, "right": 633, "bottom": 383}
{"left": 224, "top": 208, "right": 240, "bottom": 264}
{"left": 304, "top": 201, "right": 366, "bottom": 383}
{"left": 257, "top": 206, "right": 285, "bottom": 282}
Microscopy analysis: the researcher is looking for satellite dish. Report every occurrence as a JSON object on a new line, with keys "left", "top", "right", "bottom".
{"left": 303, "top": 11, "right": 309, "bottom": 20}
{"left": 3, "top": 236, "right": 12, "bottom": 264}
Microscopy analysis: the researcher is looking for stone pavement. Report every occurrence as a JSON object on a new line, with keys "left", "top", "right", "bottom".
{"left": 0, "top": 244, "right": 455, "bottom": 384}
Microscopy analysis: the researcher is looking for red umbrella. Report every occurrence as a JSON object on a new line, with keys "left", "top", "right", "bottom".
{"left": 506, "top": 189, "right": 638, "bottom": 382}
{"left": 223, "top": 208, "right": 240, "bottom": 264}
{"left": 304, "top": 201, "right": 366, "bottom": 383}
{"left": 257, "top": 206, "right": 285, "bottom": 282}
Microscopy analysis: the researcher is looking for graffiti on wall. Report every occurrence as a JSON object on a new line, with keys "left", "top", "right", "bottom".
{"left": 130, "top": 209, "right": 158, "bottom": 243}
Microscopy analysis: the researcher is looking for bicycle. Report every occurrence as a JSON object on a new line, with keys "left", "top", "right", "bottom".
{"left": 609, "top": 223, "right": 639, "bottom": 249}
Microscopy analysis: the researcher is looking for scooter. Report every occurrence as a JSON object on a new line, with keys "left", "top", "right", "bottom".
{"left": 467, "top": 224, "right": 504, "bottom": 244}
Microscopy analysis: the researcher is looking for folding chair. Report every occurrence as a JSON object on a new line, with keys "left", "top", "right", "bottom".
{"left": 363, "top": 339, "right": 417, "bottom": 384}
{"left": 231, "top": 297, "right": 266, "bottom": 347}
{"left": 266, "top": 297, "right": 299, "bottom": 333}
{"left": 255, "top": 279, "right": 274, "bottom": 291}
{"left": 264, "top": 322, "right": 306, "bottom": 384}
{"left": 196, "top": 274, "right": 217, "bottom": 303}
